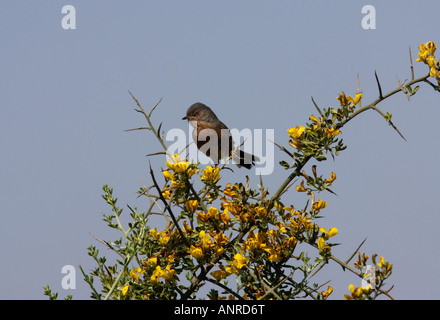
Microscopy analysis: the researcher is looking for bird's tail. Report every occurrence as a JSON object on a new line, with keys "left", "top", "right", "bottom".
{"left": 233, "top": 150, "right": 259, "bottom": 169}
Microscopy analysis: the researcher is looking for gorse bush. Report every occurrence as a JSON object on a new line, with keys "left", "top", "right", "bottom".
{"left": 45, "top": 41, "right": 439, "bottom": 300}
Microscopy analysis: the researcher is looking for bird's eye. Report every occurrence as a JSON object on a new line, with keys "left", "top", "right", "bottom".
{"left": 194, "top": 110, "right": 200, "bottom": 116}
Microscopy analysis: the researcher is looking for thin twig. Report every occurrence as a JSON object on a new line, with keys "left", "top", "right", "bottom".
{"left": 206, "top": 278, "right": 245, "bottom": 300}
{"left": 128, "top": 92, "right": 169, "bottom": 154}
{"left": 311, "top": 96, "right": 325, "bottom": 118}
{"left": 375, "top": 71, "right": 383, "bottom": 99}
{"left": 409, "top": 46, "right": 415, "bottom": 81}
{"left": 90, "top": 233, "right": 125, "bottom": 259}
{"left": 124, "top": 126, "right": 151, "bottom": 132}
{"left": 424, "top": 78, "right": 440, "bottom": 91}
{"left": 345, "top": 237, "right": 367, "bottom": 266}
{"left": 149, "top": 162, "right": 190, "bottom": 247}
{"left": 269, "top": 139, "right": 294, "bottom": 158}
{"left": 372, "top": 105, "right": 407, "bottom": 141}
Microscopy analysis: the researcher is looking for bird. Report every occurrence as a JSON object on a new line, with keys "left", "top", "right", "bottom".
{"left": 182, "top": 102, "right": 259, "bottom": 169}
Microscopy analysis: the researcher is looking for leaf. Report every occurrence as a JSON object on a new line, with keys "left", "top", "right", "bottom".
{"left": 279, "top": 160, "right": 291, "bottom": 170}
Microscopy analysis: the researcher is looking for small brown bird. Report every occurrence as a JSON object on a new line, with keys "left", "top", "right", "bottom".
{"left": 182, "top": 102, "right": 259, "bottom": 169}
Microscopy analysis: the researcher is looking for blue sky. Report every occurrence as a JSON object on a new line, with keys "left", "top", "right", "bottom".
{"left": 1, "top": 1, "right": 439, "bottom": 299}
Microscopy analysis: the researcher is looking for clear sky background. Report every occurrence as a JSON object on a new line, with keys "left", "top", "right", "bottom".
{"left": 1, "top": 1, "right": 439, "bottom": 300}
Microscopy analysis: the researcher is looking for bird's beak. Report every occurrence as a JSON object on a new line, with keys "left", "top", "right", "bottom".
{"left": 182, "top": 116, "right": 188, "bottom": 120}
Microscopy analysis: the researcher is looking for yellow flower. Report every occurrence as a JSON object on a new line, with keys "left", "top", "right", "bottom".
{"left": 427, "top": 55, "right": 436, "bottom": 68}
{"left": 161, "top": 264, "right": 176, "bottom": 281}
{"left": 219, "top": 208, "right": 231, "bottom": 226}
{"left": 166, "top": 252, "right": 177, "bottom": 264}
{"left": 263, "top": 247, "right": 282, "bottom": 262}
{"left": 337, "top": 92, "right": 362, "bottom": 108}
{"left": 311, "top": 199, "right": 327, "bottom": 212}
{"left": 289, "top": 215, "right": 314, "bottom": 234}
{"left": 146, "top": 257, "right": 157, "bottom": 266}
{"left": 317, "top": 236, "right": 332, "bottom": 253}
{"left": 201, "top": 166, "right": 220, "bottom": 183}
{"left": 162, "top": 170, "right": 174, "bottom": 180}
{"left": 183, "top": 221, "right": 192, "bottom": 234}
{"left": 417, "top": 51, "right": 428, "bottom": 63}
{"left": 208, "top": 206, "right": 219, "bottom": 219}
{"left": 232, "top": 253, "right": 247, "bottom": 271}
{"left": 151, "top": 265, "right": 162, "bottom": 284}
{"left": 286, "top": 235, "right": 298, "bottom": 248}
{"left": 185, "top": 199, "right": 199, "bottom": 212}
{"left": 417, "top": 42, "right": 438, "bottom": 77}
{"left": 121, "top": 285, "right": 129, "bottom": 296}
{"left": 377, "top": 256, "right": 393, "bottom": 273}
{"left": 213, "top": 232, "right": 229, "bottom": 247}
{"left": 215, "top": 247, "right": 224, "bottom": 256}
{"left": 165, "top": 154, "right": 198, "bottom": 176}
{"left": 222, "top": 201, "right": 242, "bottom": 218}
{"left": 344, "top": 284, "right": 372, "bottom": 300}
{"left": 288, "top": 126, "right": 306, "bottom": 139}
{"left": 210, "top": 269, "right": 229, "bottom": 281}
{"left": 130, "top": 267, "right": 145, "bottom": 281}
{"left": 149, "top": 228, "right": 159, "bottom": 238}
{"left": 309, "top": 114, "right": 319, "bottom": 123}
{"left": 317, "top": 237, "right": 326, "bottom": 251}
{"left": 296, "top": 180, "right": 307, "bottom": 192}
{"left": 430, "top": 66, "right": 440, "bottom": 78}
{"left": 166, "top": 154, "right": 189, "bottom": 173}
{"left": 319, "top": 226, "right": 338, "bottom": 239}
{"left": 243, "top": 231, "right": 267, "bottom": 252}
{"left": 347, "top": 93, "right": 362, "bottom": 107}
{"left": 223, "top": 183, "right": 239, "bottom": 198}
{"left": 188, "top": 245, "right": 204, "bottom": 259}
{"left": 426, "top": 41, "right": 437, "bottom": 55}
{"left": 325, "top": 127, "right": 341, "bottom": 137}
{"left": 158, "top": 230, "right": 170, "bottom": 244}
{"left": 148, "top": 264, "right": 176, "bottom": 283}
{"left": 276, "top": 222, "right": 287, "bottom": 233}
{"left": 162, "top": 189, "right": 171, "bottom": 200}
{"left": 320, "top": 285, "right": 333, "bottom": 299}
{"left": 325, "top": 172, "right": 337, "bottom": 184}
{"left": 336, "top": 92, "right": 348, "bottom": 106}
{"left": 196, "top": 211, "right": 211, "bottom": 224}
{"left": 288, "top": 126, "right": 305, "bottom": 149}
{"left": 199, "top": 230, "right": 213, "bottom": 250}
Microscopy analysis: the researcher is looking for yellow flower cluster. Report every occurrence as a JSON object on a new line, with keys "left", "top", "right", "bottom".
{"left": 311, "top": 199, "right": 327, "bottom": 213}
{"left": 220, "top": 184, "right": 272, "bottom": 223}
{"left": 185, "top": 199, "right": 199, "bottom": 212}
{"left": 129, "top": 267, "right": 145, "bottom": 281}
{"left": 201, "top": 166, "right": 220, "bottom": 183}
{"left": 165, "top": 154, "right": 197, "bottom": 176}
{"left": 162, "top": 154, "right": 198, "bottom": 199}
{"left": 343, "top": 253, "right": 393, "bottom": 299}
{"left": 285, "top": 209, "right": 314, "bottom": 235}
{"left": 149, "top": 228, "right": 172, "bottom": 245}
{"left": 343, "top": 283, "right": 373, "bottom": 300}
{"left": 336, "top": 92, "right": 362, "bottom": 108}
{"left": 210, "top": 253, "right": 247, "bottom": 281}
{"left": 150, "top": 264, "right": 176, "bottom": 284}
{"left": 121, "top": 256, "right": 177, "bottom": 296}
{"left": 417, "top": 41, "right": 440, "bottom": 85}
{"left": 317, "top": 227, "right": 338, "bottom": 253}
{"left": 188, "top": 230, "right": 229, "bottom": 260}
{"left": 243, "top": 229, "right": 297, "bottom": 262}
{"left": 196, "top": 206, "right": 231, "bottom": 228}
{"left": 288, "top": 126, "right": 305, "bottom": 149}
{"left": 309, "top": 115, "right": 341, "bottom": 137}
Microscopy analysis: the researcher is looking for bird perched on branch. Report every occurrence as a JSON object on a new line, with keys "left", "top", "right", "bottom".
{"left": 183, "top": 102, "right": 259, "bottom": 169}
